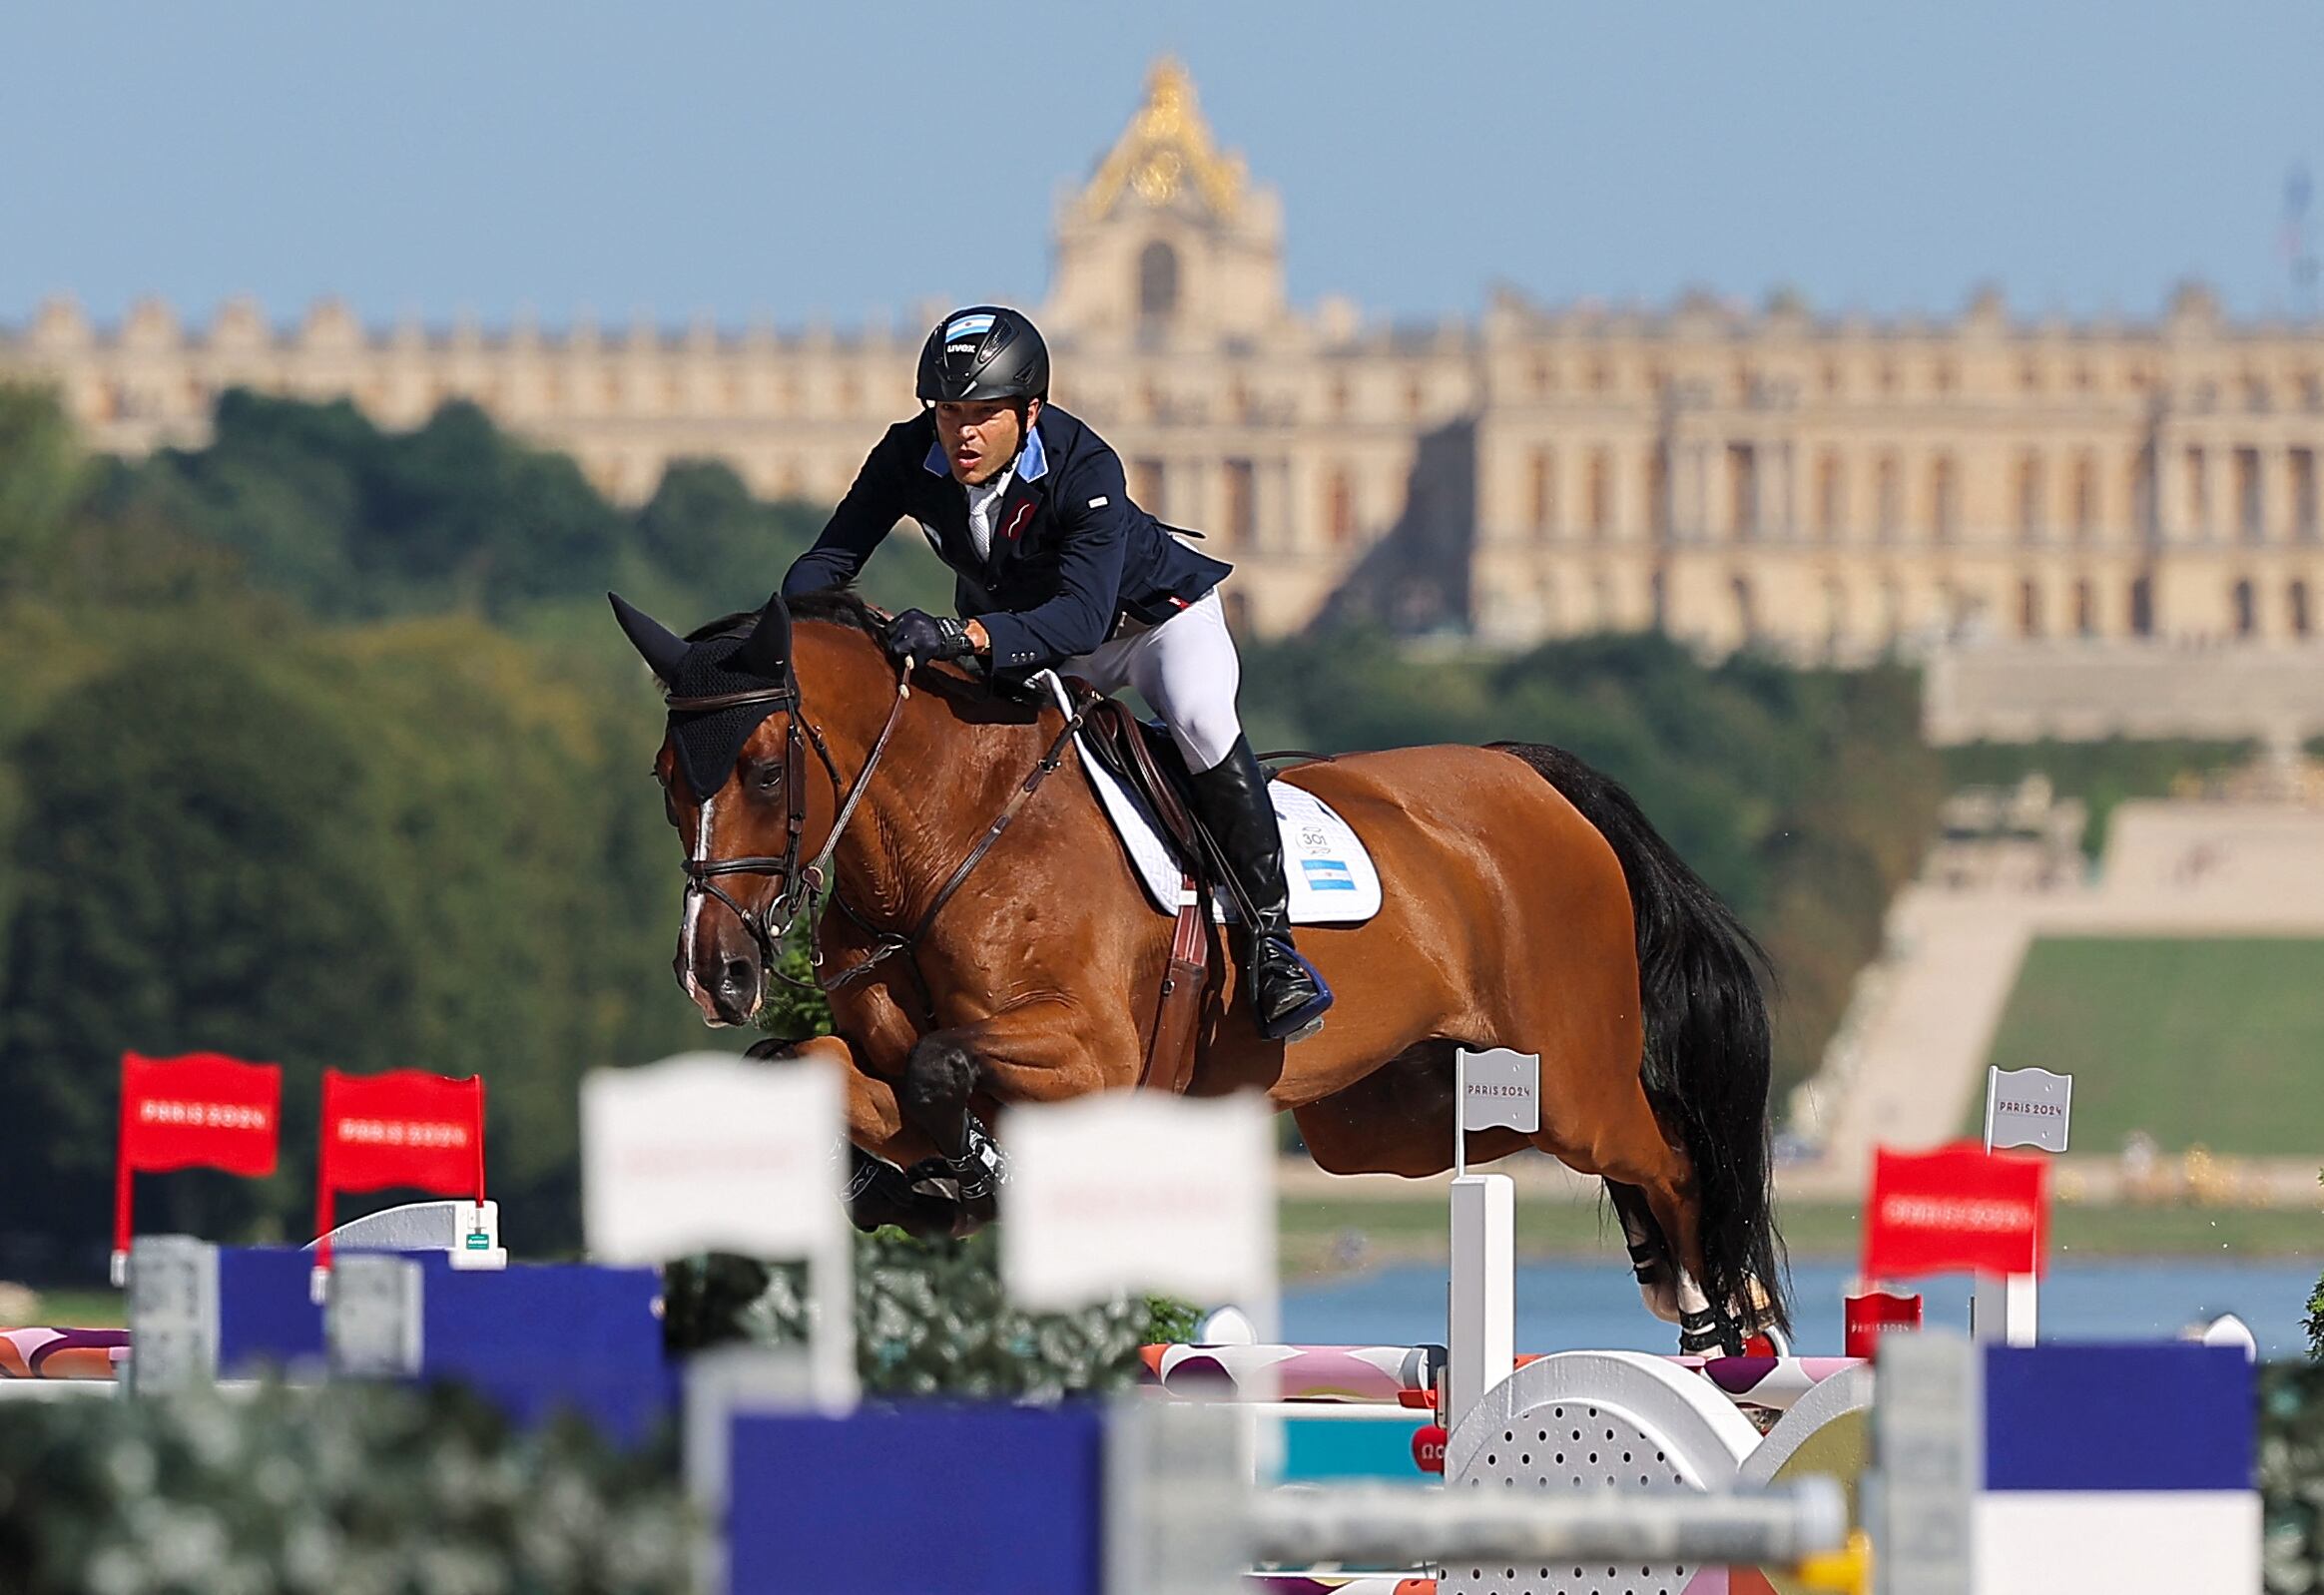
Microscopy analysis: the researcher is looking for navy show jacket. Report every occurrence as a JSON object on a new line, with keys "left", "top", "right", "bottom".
{"left": 781, "top": 404, "right": 1233, "bottom": 671}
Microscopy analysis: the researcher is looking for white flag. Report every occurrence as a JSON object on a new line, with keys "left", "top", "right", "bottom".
{"left": 1985, "top": 1065, "right": 2071, "bottom": 1155}
{"left": 581, "top": 1052, "right": 847, "bottom": 1264}
{"left": 1001, "top": 1090, "right": 1275, "bottom": 1319}
{"left": 1459, "top": 1048, "right": 1540, "bottom": 1135}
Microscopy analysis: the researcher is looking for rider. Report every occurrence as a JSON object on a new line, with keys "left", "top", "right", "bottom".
{"left": 782, "top": 305, "right": 1333, "bottom": 1043}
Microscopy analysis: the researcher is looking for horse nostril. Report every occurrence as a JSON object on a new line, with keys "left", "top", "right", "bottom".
{"left": 719, "top": 955, "right": 756, "bottom": 996}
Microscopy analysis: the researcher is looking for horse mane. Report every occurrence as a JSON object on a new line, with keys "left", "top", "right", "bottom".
{"left": 684, "top": 586, "right": 1034, "bottom": 724}
{"left": 683, "top": 587, "right": 887, "bottom": 647}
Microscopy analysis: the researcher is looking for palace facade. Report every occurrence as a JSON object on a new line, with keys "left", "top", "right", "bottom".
{"left": 10, "top": 59, "right": 2324, "bottom": 660}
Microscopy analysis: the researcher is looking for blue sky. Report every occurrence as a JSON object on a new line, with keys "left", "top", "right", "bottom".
{"left": 6, "top": 2, "right": 2321, "bottom": 329}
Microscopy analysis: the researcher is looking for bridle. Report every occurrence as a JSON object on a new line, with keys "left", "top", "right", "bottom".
{"left": 663, "top": 660, "right": 908, "bottom": 982}
{"left": 663, "top": 653, "right": 1091, "bottom": 1022}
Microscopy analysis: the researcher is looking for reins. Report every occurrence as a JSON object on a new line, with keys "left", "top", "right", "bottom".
{"left": 668, "top": 651, "right": 1094, "bottom": 1026}
{"left": 817, "top": 694, "right": 1091, "bottom": 1018}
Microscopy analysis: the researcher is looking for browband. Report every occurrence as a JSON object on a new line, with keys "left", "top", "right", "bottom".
{"left": 664, "top": 684, "right": 798, "bottom": 713}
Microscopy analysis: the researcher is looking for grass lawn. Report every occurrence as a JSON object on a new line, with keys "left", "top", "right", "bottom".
{"left": 1972, "top": 936, "right": 2324, "bottom": 1156}
{"left": 14, "top": 1289, "right": 124, "bottom": 1328}
{"left": 1282, "top": 1194, "right": 2324, "bottom": 1273}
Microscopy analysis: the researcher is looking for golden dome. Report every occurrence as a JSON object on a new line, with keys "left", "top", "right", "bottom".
{"left": 1078, "top": 57, "right": 1247, "bottom": 220}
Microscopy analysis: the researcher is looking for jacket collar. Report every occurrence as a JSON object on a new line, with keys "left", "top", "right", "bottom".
{"left": 921, "top": 414, "right": 1049, "bottom": 483}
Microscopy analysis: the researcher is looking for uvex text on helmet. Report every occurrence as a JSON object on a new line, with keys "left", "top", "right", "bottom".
{"left": 916, "top": 306, "right": 1051, "bottom": 404}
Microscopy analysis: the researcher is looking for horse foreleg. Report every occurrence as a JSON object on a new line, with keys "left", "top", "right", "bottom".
{"left": 896, "top": 1001, "right": 1125, "bottom": 1234}
{"left": 748, "top": 1033, "right": 958, "bottom": 1237}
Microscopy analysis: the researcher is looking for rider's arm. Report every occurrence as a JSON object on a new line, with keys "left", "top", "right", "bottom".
{"left": 782, "top": 423, "right": 914, "bottom": 599}
{"left": 976, "top": 451, "right": 1132, "bottom": 671}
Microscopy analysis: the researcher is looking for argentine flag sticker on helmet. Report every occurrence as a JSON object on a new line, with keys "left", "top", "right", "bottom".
{"left": 945, "top": 312, "right": 997, "bottom": 343}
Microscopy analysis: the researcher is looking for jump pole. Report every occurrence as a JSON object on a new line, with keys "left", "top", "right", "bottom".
{"left": 1446, "top": 1047, "right": 1526, "bottom": 1431}
{"left": 1971, "top": 1065, "right": 2068, "bottom": 1348}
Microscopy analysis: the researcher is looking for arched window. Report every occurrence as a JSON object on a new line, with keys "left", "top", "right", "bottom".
{"left": 1815, "top": 451, "right": 1844, "bottom": 541}
{"left": 2017, "top": 450, "right": 2046, "bottom": 544}
{"left": 1324, "top": 469, "right": 1355, "bottom": 547}
{"left": 1932, "top": 455, "right": 1959, "bottom": 543}
{"left": 1875, "top": 452, "right": 1901, "bottom": 542}
{"left": 1137, "top": 241, "right": 1180, "bottom": 324}
{"left": 2232, "top": 578, "right": 2257, "bottom": 638}
{"left": 1727, "top": 443, "right": 1759, "bottom": 538}
{"left": 1526, "top": 447, "right": 1556, "bottom": 538}
{"left": 2071, "top": 452, "right": 2098, "bottom": 541}
{"left": 1586, "top": 449, "right": 1613, "bottom": 540}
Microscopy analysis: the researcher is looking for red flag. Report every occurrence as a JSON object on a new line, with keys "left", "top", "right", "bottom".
{"left": 314, "top": 1069, "right": 486, "bottom": 1274}
{"left": 1843, "top": 1290, "right": 1926, "bottom": 1359}
{"left": 1862, "top": 1142, "right": 2046, "bottom": 1283}
{"left": 115, "top": 1051, "right": 283, "bottom": 1265}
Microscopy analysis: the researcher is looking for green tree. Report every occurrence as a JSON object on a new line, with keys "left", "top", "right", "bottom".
{"left": 368, "top": 400, "right": 627, "bottom": 612}
{"left": 0, "top": 644, "right": 421, "bottom": 1246}
{"left": 318, "top": 616, "right": 706, "bottom": 1244}
{"left": 0, "top": 383, "right": 91, "bottom": 593}
{"left": 634, "top": 458, "right": 816, "bottom": 599}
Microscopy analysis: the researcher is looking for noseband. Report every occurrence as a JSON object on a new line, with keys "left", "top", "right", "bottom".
{"left": 664, "top": 669, "right": 910, "bottom": 981}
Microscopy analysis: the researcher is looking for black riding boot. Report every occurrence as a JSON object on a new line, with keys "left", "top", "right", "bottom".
{"left": 1187, "top": 736, "right": 1334, "bottom": 1042}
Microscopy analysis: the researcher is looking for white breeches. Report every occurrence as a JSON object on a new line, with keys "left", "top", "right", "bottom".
{"left": 1064, "top": 589, "right": 1244, "bottom": 773}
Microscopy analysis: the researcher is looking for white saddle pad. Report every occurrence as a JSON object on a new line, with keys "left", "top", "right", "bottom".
{"left": 1034, "top": 671, "right": 1382, "bottom": 925}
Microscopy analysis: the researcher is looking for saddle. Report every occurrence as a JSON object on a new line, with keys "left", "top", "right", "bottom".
{"left": 1079, "top": 701, "right": 1209, "bottom": 877}
{"left": 1078, "top": 697, "right": 1216, "bottom": 1097}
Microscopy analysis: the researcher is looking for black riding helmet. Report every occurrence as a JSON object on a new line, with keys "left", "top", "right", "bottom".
{"left": 916, "top": 305, "right": 1050, "bottom": 404}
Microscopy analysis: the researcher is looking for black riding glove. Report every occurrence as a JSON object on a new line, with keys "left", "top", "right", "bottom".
{"left": 885, "top": 609, "right": 975, "bottom": 665}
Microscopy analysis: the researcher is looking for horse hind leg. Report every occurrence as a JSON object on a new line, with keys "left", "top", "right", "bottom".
{"left": 1605, "top": 1181, "right": 1682, "bottom": 1326}
{"left": 1562, "top": 1084, "right": 1746, "bottom": 1356}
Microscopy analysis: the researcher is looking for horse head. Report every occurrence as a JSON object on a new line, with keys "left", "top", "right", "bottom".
{"left": 611, "top": 589, "right": 821, "bottom": 1026}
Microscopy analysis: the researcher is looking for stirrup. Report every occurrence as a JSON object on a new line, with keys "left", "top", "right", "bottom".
{"left": 1254, "top": 938, "right": 1333, "bottom": 1043}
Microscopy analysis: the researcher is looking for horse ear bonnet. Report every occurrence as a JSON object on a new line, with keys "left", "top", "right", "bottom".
{"left": 616, "top": 593, "right": 797, "bottom": 800}
{"left": 663, "top": 641, "right": 791, "bottom": 800}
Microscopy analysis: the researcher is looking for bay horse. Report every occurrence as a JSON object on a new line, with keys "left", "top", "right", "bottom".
{"left": 611, "top": 587, "right": 1788, "bottom": 1350}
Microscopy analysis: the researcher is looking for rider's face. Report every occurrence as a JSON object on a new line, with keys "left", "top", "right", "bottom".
{"left": 933, "top": 397, "right": 1039, "bottom": 486}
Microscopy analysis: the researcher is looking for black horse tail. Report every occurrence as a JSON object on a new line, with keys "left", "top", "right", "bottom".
{"left": 1489, "top": 743, "right": 1790, "bottom": 1336}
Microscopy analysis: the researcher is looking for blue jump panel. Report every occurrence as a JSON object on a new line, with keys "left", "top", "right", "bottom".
{"left": 216, "top": 1247, "right": 324, "bottom": 1372}
{"left": 412, "top": 1258, "right": 669, "bottom": 1445}
{"left": 1984, "top": 1342, "right": 2254, "bottom": 1492}
{"left": 725, "top": 1403, "right": 1106, "bottom": 1595}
